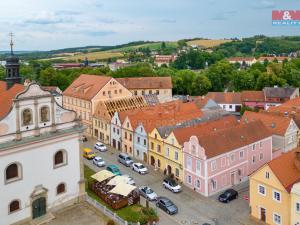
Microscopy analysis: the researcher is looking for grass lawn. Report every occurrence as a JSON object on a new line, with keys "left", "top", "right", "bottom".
{"left": 187, "top": 39, "right": 232, "bottom": 48}
{"left": 84, "top": 165, "right": 158, "bottom": 224}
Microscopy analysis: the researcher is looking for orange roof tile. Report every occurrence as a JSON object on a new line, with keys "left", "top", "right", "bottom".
{"left": 241, "top": 91, "right": 265, "bottom": 102}
{"left": 242, "top": 111, "right": 293, "bottom": 136}
{"left": 63, "top": 74, "right": 111, "bottom": 100}
{"left": 0, "top": 82, "right": 25, "bottom": 119}
{"left": 116, "top": 77, "right": 172, "bottom": 90}
{"left": 173, "top": 115, "right": 238, "bottom": 145}
{"left": 119, "top": 101, "right": 203, "bottom": 132}
{"left": 197, "top": 120, "right": 271, "bottom": 159}
{"left": 228, "top": 57, "right": 255, "bottom": 62}
{"left": 206, "top": 92, "right": 242, "bottom": 104}
{"left": 268, "top": 148, "right": 300, "bottom": 192}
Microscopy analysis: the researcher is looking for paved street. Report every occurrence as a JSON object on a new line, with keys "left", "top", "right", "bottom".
{"left": 83, "top": 138, "right": 259, "bottom": 225}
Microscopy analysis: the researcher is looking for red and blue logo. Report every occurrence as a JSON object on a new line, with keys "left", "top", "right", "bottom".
{"left": 272, "top": 10, "right": 300, "bottom": 26}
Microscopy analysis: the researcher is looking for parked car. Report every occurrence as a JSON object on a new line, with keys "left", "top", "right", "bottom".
{"left": 132, "top": 162, "right": 148, "bottom": 174}
{"left": 123, "top": 174, "right": 135, "bottom": 185}
{"left": 139, "top": 186, "right": 157, "bottom": 201}
{"left": 92, "top": 156, "right": 105, "bottom": 167}
{"left": 156, "top": 197, "right": 178, "bottom": 215}
{"left": 118, "top": 153, "right": 134, "bottom": 167}
{"left": 94, "top": 142, "right": 107, "bottom": 152}
{"left": 218, "top": 189, "right": 238, "bottom": 203}
{"left": 82, "top": 148, "right": 95, "bottom": 159}
{"left": 163, "top": 178, "right": 181, "bottom": 193}
{"left": 106, "top": 165, "right": 122, "bottom": 176}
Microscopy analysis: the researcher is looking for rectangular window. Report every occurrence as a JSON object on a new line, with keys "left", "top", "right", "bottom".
{"left": 212, "top": 180, "right": 217, "bottom": 190}
{"left": 166, "top": 148, "right": 170, "bottom": 157}
{"left": 195, "top": 179, "right": 200, "bottom": 189}
{"left": 157, "top": 145, "right": 161, "bottom": 153}
{"left": 196, "top": 160, "right": 201, "bottom": 175}
{"left": 239, "top": 151, "right": 244, "bottom": 159}
{"left": 259, "top": 153, "right": 264, "bottom": 161}
{"left": 129, "top": 134, "right": 132, "bottom": 141}
{"left": 137, "top": 137, "right": 140, "bottom": 143}
{"left": 296, "top": 202, "right": 300, "bottom": 212}
{"left": 252, "top": 155, "right": 256, "bottom": 164}
{"left": 273, "top": 190, "right": 281, "bottom": 202}
{"left": 187, "top": 175, "right": 192, "bottom": 184}
{"left": 230, "top": 154, "right": 235, "bottom": 162}
{"left": 143, "top": 139, "right": 146, "bottom": 146}
{"left": 175, "top": 151, "right": 178, "bottom": 160}
{"left": 211, "top": 160, "right": 217, "bottom": 171}
{"left": 150, "top": 142, "right": 154, "bottom": 150}
{"left": 175, "top": 168, "right": 179, "bottom": 177}
{"left": 265, "top": 171, "right": 270, "bottom": 179}
{"left": 187, "top": 156, "right": 192, "bottom": 170}
{"left": 260, "top": 141, "right": 262, "bottom": 148}
{"left": 252, "top": 144, "right": 256, "bottom": 151}
{"left": 273, "top": 213, "right": 281, "bottom": 225}
{"left": 258, "top": 185, "right": 266, "bottom": 196}
{"left": 221, "top": 157, "right": 226, "bottom": 167}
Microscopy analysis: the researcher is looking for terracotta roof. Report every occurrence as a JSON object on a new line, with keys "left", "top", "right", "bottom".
{"left": 63, "top": 74, "right": 111, "bottom": 100}
{"left": 263, "top": 87, "right": 298, "bottom": 98}
{"left": 0, "top": 82, "right": 25, "bottom": 119}
{"left": 258, "top": 56, "right": 290, "bottom": 62}
{"left": 228, "top": 57, "right": 255, "bottom": 62}
{"left": 268, "top": 148, "right": 300, "bottom": 192}
{"left": 197, "top": 120, "right": 271, "bottom": 159}
{"left": 119, "top": 101, "right": 203, "bottom": 132}
{"left": 206, "top": 92, "right": 242, "bottom": 104}
{"left": 116, "top": 77, "right": 172, "bottom": 90}
{"left": 241, "top": 91, "right": 265, "bottom": 102}
{"left": 173, "top": 115, "right": 238, "bottom": 145}
{"left": 242, "top": 111, "right": 293, "bottom": 136}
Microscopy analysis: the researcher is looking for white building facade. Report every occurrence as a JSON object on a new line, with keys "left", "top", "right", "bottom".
{"left": 0, "top": 83, "right": 85, "bottom": 225}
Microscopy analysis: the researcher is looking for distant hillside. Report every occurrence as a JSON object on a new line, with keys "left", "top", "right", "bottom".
{"left": 187, "top": 39, "right": 232, "bottom": 48}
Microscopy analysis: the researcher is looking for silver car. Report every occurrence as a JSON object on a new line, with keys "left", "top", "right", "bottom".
{"left": 139, "top": 186, "right": 157, "bottom": 201}
{"left": 93, "top": 156, "right": 106, "bottom": 167}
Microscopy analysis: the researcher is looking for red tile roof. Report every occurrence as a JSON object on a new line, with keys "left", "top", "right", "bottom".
{"left": 197, "top": 120, "right": 271, "bottom": 159}
{"left": 116, "top": 77, "right": 172, "bottom": 90}
{"left": 63, "top": 74, "right": 111, "bottom": 100}
{"left": 267, "top": 148, "right": 300, "bottom": 192}
{"left": 173, "top": 115, "right": 238, "bottom": 145}
{"left": 119, "top": 101, "right": 203, "bottom": 132}
{"left": 228, "top": 57, "right": 255, "bottom": 62}
{"left": 0, "top": 81, "right": 25, "bottom": 119}
{"left": 241, "top": 91, "right": 265, "bottom": 102}
{"left": 242, "top": 111, "right": 293, "bottom": 136}
{"left": 206, "top": 92, "right": 242, "bottom": 104}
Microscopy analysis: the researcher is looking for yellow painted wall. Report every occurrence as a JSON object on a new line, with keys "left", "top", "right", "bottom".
{"left": 250, "top": 164, "right": 290, "bottom": 225}
{"left": 291, "top": 182, "right": 300, "bottom": 225}
{"left": 122, "top": 117, "right": 134, "bottom": 157}
{"left": 93, "top": 118, "right": 110, "bottom": 144}
{"left": 148, "top": 129, "right": 166, "bottom": 171}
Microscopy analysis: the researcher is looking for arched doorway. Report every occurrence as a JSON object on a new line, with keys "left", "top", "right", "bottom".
{"left": 143, "top": 153, "right": 147, "bottom": 163}
{"left": 150, "top": 156, "right": 155, "bottom": 166}
{"left": 32, "top": 197, "right": 46, "bottom": 219}
{"left": 167, "top": 165, "right": 172, "bottom": 175}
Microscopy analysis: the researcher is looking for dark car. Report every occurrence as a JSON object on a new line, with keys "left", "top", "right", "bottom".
{"left": 156, "top": 197, "right": 178, "bottom": 215}
{"left": 218, "top": 189, "right": 238, "bottom": 203}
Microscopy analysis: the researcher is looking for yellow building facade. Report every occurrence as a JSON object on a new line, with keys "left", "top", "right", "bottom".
{"left": 148, "top": 129, "right": 184, "bottom": 182}
{"left": 291, "top": 182, "right": 300, "bottom": 225}
{"left": 250, "top": 164, "right": 290, "bottom": 225}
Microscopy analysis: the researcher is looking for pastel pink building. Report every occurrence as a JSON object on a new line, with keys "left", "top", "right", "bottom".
{"left": 183, "top": 120, "right": 272, "bottom": 197}
{"left": 241, "top": 91, "right": 265, "bottom": 110}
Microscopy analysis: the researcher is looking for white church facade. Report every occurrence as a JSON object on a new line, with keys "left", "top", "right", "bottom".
{"left": 0, "top": 44, "right": 85, "bottom": 225}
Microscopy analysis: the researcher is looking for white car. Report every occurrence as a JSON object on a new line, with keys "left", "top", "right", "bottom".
{"left": 139, "top": 186, "right": 157, "bottom": 201}
{"left": 93, "top": 156, "right": 106, "bottom": 167}
{"left": 163, "top": 178, "right": 181, "bottom": 193}
{"left": 94, "top": 142, "right": 107, "bottom": 152}
{"left": 123, "top": 174, "right": 136, "bottom": 185}
{"left": 132, "top": 163, "right": 148, "bottom": 174}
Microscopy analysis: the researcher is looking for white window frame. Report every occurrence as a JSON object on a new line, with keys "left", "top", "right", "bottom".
{"left": 296, "top": 202, "right": 300, "bottom": 213}
{"left": 273, "top": 212, "right": 281, "bottom": 225}
{"left": 211, "top": 160, "right": 217, "bottom": 171}
{"left": 230, "top": 154, "right": 235, "bottom": 162}
{"left": 273, "top": 190, "right": 281, "bottom": 202}
{"left": 265, "top": 171, "right": 270, "bottom": 179}
{"left": 187, "top": 156, "right": 192, "bottom": 170}
{"left": 196, "top": 160, "right": 201, "bottom": 175}
{"left": 174, "top": 151, "right": 179, "bottom": 161}
{"left": 239, "top": 150, "right": 244, "bottom": 159}
{"left": 187, "top": 175, "right": 192, "bottom": 184}
{"left": 195, "top": 179, "right": 200, "bottom": 189}
{"left": 221, "top": 157, "right": 226, "bottom": 167}
{"left": 212, "top": 180, "right": 217, "bottom": 190}
{"left": 258, "top": 184, "right": 266, "bottom": 196}
{"left": 259, "top": 152, "right": 264, "bottom": 161}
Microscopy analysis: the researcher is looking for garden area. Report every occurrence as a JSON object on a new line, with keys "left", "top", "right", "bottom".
{"left": 84, "top": 165, "right": 158, "bottom": 225}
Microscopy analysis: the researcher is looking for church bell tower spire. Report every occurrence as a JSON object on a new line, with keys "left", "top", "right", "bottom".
{"left": 5, "top": 32, "right": 21, "bottom": 90}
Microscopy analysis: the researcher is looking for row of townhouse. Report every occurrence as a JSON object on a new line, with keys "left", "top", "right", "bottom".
{"left": 206, "top": 86, "right": 299, "bottom": 113}
{"left": 63, "top": 74, "right": 173, "bottom": 134}
{"left": 228, "top": 56, "right": 291, "bottom": 66}
{"left": 250, "top": 148, "right": 300, "bottom": 225}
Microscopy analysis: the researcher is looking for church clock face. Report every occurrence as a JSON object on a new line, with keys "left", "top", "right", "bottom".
{"left": 22, "top": 109, "right": 32, "bottom": 126}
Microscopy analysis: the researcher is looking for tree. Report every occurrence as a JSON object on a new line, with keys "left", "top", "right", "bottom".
{"left": 161, "top": 42, "right": 166, "bottom": 49}
{"left": 230, "top": 70, "right": 255, "bottom": 91}
{"left": 172, "top": 70, "right": 196, "bottom": 95}
{"left": 177, "top": 40, "right": 187, "bottom": 49}
{"left": 255, "top": 72, "right": 286, "bottom": 90}
{"left": 191, "top": 74, "right": 212, "bottom": 95}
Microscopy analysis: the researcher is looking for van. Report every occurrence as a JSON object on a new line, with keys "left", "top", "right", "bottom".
{"left": 118, "top": 153, "right": 134, "bottom": 167}
{"left": 83, "top": 148, "right": 95, "bottom": 159}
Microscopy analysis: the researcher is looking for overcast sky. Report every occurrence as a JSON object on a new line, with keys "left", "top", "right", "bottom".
{"left": 0, "top": 0, "right": 299, "bottom": 51}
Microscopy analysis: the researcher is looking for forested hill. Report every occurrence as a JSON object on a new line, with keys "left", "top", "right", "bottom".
{"left": 214, "top": 36, "right": 300, "bottom": 57}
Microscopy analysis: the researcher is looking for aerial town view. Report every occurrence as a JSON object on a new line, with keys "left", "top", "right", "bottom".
{"left": 1, "top": 1, "right": 300, "bottom": 225}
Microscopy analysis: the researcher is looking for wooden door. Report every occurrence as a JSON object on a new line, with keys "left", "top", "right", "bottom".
{"left": 260, "top": 207, "right": 266, "bottom": 222}
{"left": 32, "top": 197, "right": 46, "bottom": 219}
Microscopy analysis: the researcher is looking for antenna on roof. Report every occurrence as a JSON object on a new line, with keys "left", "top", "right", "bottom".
{"left": 9, "top": 32, "right": 14, "bottom": 55}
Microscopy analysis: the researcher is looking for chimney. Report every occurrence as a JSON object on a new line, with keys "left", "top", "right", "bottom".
{"left": 294, "top": 150, "right": 300, "bottom": 171}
